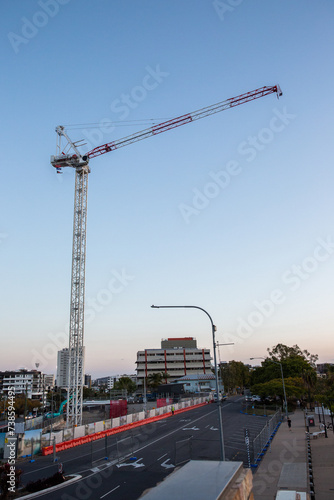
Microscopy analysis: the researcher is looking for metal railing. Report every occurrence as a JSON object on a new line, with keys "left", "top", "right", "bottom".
{"left": 250, "top": 409, "right": 282, "bottom": 466}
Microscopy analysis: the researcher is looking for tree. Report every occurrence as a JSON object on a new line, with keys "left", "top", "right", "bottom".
{"left": 9, "top": 397, "right": 41, "bottom": 417}
{"left": 251, "top": 344, "right": 317, "bottom": 384}
{"left": 267, "top": 343, "right": 318, "bottom": 370}
{"left": 220, "top": 361, "right": 250, "bottom": 393}
{"left": 147, "top": 373, "right": 164, "bottom": 390}
{"left": 250, "top": 344, "right": 318, "bottom": 404}
{"left": 113, "top": 377, "right": 136, "bottom": 394}
{"left": 83, "top": 387, "right": 98, "bottom": 399}
{"left": 314, "top": 366, "right": 334, "bottom": 410}
{"left": 251, "top": 377, "right": 305, "bottom": 401}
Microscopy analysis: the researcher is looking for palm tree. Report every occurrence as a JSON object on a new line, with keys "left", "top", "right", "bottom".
{"left": 147, "top": 372, "right": 165, "bottom": 390}
{"left": 114, "top": 377, "right": 136, "bottom": 394}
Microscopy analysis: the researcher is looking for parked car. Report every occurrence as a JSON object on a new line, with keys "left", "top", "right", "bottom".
{"left": 213, "top": 393, "right": 227, "bottom": 402}
{"left": 245, "top": 395, "right": 253, "bottom": 402}
{"left": 251, "top": 395, "right": 261, "bottom": 402}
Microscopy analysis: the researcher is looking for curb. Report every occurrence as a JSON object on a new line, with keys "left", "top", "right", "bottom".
{"left": 17, "top": 474, "right": 82, "bottom": 499}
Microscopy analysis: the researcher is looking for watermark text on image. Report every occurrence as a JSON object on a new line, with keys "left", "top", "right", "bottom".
{"left": 222, "top": 236, "right": 334, "bottom": 346}
{"left": 8, "top": 0, "right": 71, "bottom": 54}
{"left": 178, "top": 106, "right": 296, "bottom": 224}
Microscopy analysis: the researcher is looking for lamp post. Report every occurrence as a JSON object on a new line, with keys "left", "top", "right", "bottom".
{"left": 151, "top": 304, "right": 225, "bottom": 461}
{"left": 250, "top": 357, "right": 288, "bottom": 420}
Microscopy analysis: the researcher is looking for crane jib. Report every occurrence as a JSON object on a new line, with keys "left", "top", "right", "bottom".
{"left": 152, "top": 114, "right": 193, "bottom": 135}
{"left": 84, "top": 85, "right": 282, "bottom": 160}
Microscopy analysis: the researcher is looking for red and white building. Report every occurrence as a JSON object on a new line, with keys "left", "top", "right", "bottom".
{"left": 136, "top": 337, "right": 212, "bottom": 390}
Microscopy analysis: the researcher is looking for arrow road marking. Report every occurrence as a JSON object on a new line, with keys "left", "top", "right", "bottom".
{"left": 210, "top": 426, "right": 218, "bottom": 431}
{"left": 182, "top": 426, "right": 200, "bottom": 431}
{"left": 116, "top": 458, "right": 145, "bottom": 469}
{"left": 161, "top": 459, "right": 175, "bottom": 469}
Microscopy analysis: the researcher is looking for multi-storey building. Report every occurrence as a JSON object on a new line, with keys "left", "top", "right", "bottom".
{"left": 84, "top": 374, "right": 92, "bottom": 388}
{"left": 136, "top": 337, "right": 212, "bottom": 389}
{"left": 0, "top": 369, "right": 46, "bottom": 405}
{"left": 56, "top": 348, "right": 69, "bottom": 388}
{"left": 56, "top": 347, "right": 85, "bottom": 388}
{"left": 44, "top": 374, "right": 55, "bottom": 390}
{"left": 94, "top": 374, "right": 137, "bottom": 390}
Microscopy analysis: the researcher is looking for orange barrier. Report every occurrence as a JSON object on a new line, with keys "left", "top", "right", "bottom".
{"left": 42, "top": 402, "right": 207, "bottom": 455}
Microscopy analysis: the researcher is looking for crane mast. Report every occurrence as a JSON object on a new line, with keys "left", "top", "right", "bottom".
{"left": 51, "top": 84, "right": 282, "bottom": 427}
{"left": 68, "top": 167, "right": 88, "bottom": 426}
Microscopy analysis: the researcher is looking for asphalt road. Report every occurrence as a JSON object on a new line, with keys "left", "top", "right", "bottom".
{"left": 17, "top": 396, "right": 272, "bottom": 499}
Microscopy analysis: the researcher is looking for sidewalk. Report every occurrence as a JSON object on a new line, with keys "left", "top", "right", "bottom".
{"left": 308, "top": 416, "right": 334, "bottom": 500}
{"left": 252, "top": 409, "right": 308, "bottom": 499}
{"left": 252, "top": 409, "right": 334, "bottom": 499}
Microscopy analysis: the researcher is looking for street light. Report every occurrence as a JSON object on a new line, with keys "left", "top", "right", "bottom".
{"left": 250, "top": 357, "right": 289, "bottom": 420}
{"left": 151, "top": 304, "right": 225, "bottom": 461}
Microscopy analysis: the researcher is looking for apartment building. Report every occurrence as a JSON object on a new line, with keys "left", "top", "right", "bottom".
{"left": 44, "top": 374, "right": 55, "bottom": 390}
{"left": 56, "top": 347, "right": 85, "bottom": 388}
{"left": 0, "top": 369, "right": 46, "bottom": 405}
{"left": 136, "top": 337, "right": 212, "bottom": 389}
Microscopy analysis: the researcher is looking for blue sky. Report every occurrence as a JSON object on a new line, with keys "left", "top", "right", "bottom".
{"left": 1, "top": 0, "right": 334, "bottom": 378}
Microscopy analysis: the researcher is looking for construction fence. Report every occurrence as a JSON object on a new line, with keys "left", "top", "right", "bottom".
{"left": 0, "top": 396, "right": 207, "bottom": 459}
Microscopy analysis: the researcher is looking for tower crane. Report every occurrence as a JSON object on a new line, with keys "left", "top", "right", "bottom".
{"left": 51, "top": 84, "right": 282, "bottom": 426}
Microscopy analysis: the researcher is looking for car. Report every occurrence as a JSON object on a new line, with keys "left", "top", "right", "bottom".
{"left": 213, "top": 393, "right": 227, "bottom": 402}
{"left": 251, "top": 395, "right": 262, "bottom": 402}
{"left": 245, "top": 395, "right": 252, "bottom": 402}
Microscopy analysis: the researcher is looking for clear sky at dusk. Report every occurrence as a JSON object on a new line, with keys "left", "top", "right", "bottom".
{"left": 1, "top": 0, "right": 334, "bottom": 378}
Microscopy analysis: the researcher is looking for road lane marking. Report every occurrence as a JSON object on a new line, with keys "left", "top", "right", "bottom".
{"left": 161, "top": 459, "right": 175, "bottom": 469}
{"left": 157, "top": 453, "right": 167, "bottom": 461}
{"left": 133, "top": 408, "right": 217, "bottom": 455}
{"left": 100, "top": 485, "right": 120, "bottom": 498}
{"left": 116, "top": 457, "right": 144, "bottom": 469}
{"left": 24, "top": 407, "right": 217, "bottom": 480}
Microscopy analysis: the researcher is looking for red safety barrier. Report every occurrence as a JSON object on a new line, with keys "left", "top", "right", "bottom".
{"left": 42, "top": 402, "right": 208, "bottom": 455}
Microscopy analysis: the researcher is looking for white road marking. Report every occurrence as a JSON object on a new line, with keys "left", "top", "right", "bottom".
{"left": 161, "top": 459, "right": 175, "bottom": 469}
{"left": 100, "top": 485, "right": 120, "bottom": 498}
{"left": 157, "top": 453, "right": 167, "bottom": 461}
{"left": 116, "top": 457, "right": 144, "bottom": 469}
{"left": 182, "top": 426, "right": 199, "bottom": 431}
{"left": 132, "top": 408, "right": 217, "bottom": 455}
